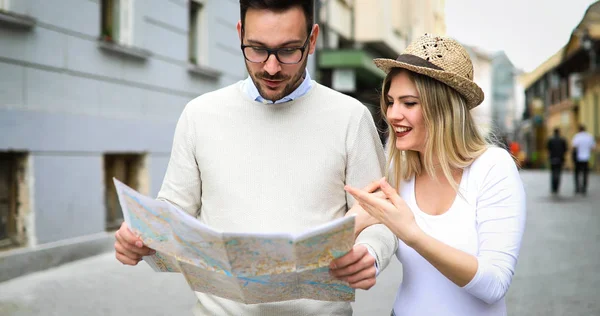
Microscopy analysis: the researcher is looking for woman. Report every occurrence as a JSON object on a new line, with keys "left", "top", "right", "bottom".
{"left": 342, "top": 34, "right": 526, "bottom": 315}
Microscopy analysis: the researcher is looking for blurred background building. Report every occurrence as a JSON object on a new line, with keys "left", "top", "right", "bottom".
{"left": 519, "top": 0, "right": 600, "bottom": 171}
{"left": 465, "top": 45, "right": 494, "bottom": 137}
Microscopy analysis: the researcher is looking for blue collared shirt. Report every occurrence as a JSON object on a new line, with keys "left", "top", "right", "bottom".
{"left": 242, "top": 71, "right": 313, "bottom": 104}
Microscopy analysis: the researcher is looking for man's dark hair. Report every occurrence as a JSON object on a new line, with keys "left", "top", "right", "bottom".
{"left": 240, "top": 0, "right": 314, "bottom": 34}
{"left": 579, "top": 124, "right": 586, "bottom": 132}
{"left": 554, "top": 128, "right": 560, "bottom": 136}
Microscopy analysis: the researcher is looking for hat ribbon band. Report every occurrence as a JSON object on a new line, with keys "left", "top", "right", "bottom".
{"left": 395, "top": 54, "right": 444, "bottom": 71}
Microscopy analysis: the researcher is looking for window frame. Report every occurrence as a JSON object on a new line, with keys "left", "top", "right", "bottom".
{"left": 0, "top": 152, "right": 28, "bottom": 249}
{"left": 103, "top": 153, "right": 147, "bottom": 231}
{"left": 189, "top": 0, "right": 207, "bottom": 65}
{"left": 101, "top": 0, "right": 134, "bottom": 46}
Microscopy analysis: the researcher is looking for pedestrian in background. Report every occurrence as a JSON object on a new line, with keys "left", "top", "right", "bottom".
{"left": 546, "top": 128, "right": 567, "bottom": 195}
{"left": 572, "top": 125, "right": 597, "bottom": 195}
{"left": 340, "top": 34, "right": 526, "bottom": 316}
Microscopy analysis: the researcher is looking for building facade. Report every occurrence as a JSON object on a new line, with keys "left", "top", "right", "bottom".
{"left": 0, "top": 0, "right": 245, "bottom": 280}
{"left": 464, "top": 46, "right": 494, "bottom": 138}
{"left": 519, "top": 1, "right": 600, "bottom": 170}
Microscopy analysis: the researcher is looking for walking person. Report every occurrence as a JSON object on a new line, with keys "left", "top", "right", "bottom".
{"left": 112, "top": 1, "right": 397, "bottom": 315}
{"left": 337, "top": 34, "right": 527, "bottom": 316}
{"left": 547, "top": 128, "right": 567, "bottom": 195}
{"left": 572, "top": 125, "right": 597, "bottom": 195}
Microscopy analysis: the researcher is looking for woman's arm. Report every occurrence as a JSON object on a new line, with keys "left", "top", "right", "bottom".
{"left": 405, "top": 229, "right": 479, "bottom": 287}
{"left": 461, "top": 153, "right": 526, "bottom": 304}
{"left": 346, "top": 153, "right": 526, "bottom": 304}
{"left": 345, "top": 180, "right": 385, "bottom": 237}
{"left": 346, "top": 203, "right": 380, "bottom": 237}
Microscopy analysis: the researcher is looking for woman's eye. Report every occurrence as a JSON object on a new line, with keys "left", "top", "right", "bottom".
{"left": 405, "top": 102, "right": 417, "bottom": 106}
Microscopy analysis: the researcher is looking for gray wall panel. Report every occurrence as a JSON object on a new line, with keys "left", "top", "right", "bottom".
{"left": 149, "top": 156, "right": 170, "bottom": 197}
{"left": 28, "top": 0, "right": 100, "bottom": 38}
{"left": 33, "top": 154, "right": 105, "bottom": 244}
{"left": 0, "top": 109, "right": 176, "bottom": 153}
{"left": 0, "top": 62, "right": 24, "bottom": 109}
{"left": 0, "top": 27, "right": 66, "bottom": 69}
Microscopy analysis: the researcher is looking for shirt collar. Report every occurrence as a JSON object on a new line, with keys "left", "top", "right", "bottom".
{"left": 243, "top": 71, "right": 313, "bottom": 104}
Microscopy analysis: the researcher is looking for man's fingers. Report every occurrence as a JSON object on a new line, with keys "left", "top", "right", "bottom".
{"left": 115, "top": 241, "right": 142, "bottom": 261}
{"left": 115, "top": 231, "right": 154, "bottom": 256}
{"left": 116, "top": 222, "right": 144, "bottom": 248}
{"left": 345, "top": 265, "right": 376, "bottom": 285}
{"left": 330, "top": 249, "right": 374, "bottom": 279}
{"left": 330, "top": 245, "right": 368, "bottom": 270}
{"left": 348, "top": 277, "right": 376, "bottom": 290}
{"left": 115, "top": 251, "right": 141, "bottom": 266}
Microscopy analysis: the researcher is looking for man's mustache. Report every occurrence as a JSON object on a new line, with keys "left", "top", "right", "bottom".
{"left": 257, "top": 72, "right": 288, "bottom": 81}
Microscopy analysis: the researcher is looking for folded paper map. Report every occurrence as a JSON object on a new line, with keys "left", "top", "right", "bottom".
{"left": 113, "top": 178, "right": 356, "bottom": 304}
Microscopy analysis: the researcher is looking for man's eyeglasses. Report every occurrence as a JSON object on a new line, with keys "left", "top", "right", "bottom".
{"left": 241, "top": 32, "right": 311, "bottom": 65}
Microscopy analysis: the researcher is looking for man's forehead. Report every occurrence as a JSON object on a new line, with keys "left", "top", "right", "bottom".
{"left": 243, "top": 7, "right": 308, "bottom": 40}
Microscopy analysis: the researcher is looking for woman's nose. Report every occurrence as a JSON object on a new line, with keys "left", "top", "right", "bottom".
{"left": 387, "top": 104, "right": 404, "bottom": 121}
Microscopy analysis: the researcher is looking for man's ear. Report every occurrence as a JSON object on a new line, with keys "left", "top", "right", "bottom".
{"left": 308, "top": 24, "right": 320, "bottom": 55}
{"left": 236, "top": 20, "right": 242, "bottom": 42}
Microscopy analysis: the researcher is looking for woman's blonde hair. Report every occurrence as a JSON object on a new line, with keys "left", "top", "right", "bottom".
{"left": 381, "top": 68, "right": 489, "bottom": 191}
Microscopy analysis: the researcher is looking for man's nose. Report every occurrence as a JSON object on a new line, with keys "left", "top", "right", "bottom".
{"left": 263, "top": 54, "right": 281, "bottom": 76}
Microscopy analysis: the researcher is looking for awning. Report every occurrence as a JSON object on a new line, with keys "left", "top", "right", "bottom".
{"left": 319, "top": 49, "right": 386, "bottom": 87}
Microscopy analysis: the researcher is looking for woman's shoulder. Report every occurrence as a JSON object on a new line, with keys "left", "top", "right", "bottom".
{"left": 471, "top": 146, "right": 516, "bottom": 169}
{"left": 467, "top": 146, "right": 520, "bottom": 185}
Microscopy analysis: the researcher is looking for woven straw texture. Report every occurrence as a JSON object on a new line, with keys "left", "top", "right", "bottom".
{"left": 373, "top": 33, "right": 484, "bottom": 109}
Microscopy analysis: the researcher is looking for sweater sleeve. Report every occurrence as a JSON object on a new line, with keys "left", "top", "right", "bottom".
{"left": 156, "top": 104, "right": 202, "bottom": 217}
{"left": 346, "top": 106, "right": 398, "bottom": 271}
{"left": 462, "top": 149, "right": 526, "bottom": 304}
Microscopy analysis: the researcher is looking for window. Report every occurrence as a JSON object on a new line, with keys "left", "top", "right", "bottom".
{"left": 101, "top": 0, "right": 133, "bottom": 46}
{"left": 0, "top": 152, "right": 27, "bottom": 248}
{"left": 189, "top": 0, "right": 206, "bottom": 65}
{"left": 0, "top": 0, "right": 9, "bottom": 11}
{"left": 104, "top": 154, "right": 147, "bottom": 230}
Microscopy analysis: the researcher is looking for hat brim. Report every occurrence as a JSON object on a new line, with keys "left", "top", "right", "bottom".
{"left": 373, "top": 58, "right": 484, "bottom": 109}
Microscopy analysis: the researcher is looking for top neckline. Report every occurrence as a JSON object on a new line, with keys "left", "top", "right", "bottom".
{"left": 409, "top": 166, "right": 469, "bottom": 220}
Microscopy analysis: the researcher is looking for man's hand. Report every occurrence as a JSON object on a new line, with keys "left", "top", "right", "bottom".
{"left": 329, "top": 244, "right": 377, "bottom": 290}
{"left": 114, "top": 222, "right": 155, "bottom": 265}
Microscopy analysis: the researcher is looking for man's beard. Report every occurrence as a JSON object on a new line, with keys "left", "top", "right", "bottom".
{"left": 246, "top": 57, "right": 308, "bottom": 102}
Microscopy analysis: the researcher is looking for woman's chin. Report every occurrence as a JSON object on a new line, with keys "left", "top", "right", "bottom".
{"left": 394, "top": 142, "right": 412, "bottom": 152}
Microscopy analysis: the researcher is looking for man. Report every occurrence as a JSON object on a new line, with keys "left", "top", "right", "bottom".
{"left": 546, "top": 128, "right": 567, "bottom": 195}
{"left": 572, "top": 125, "right": 597, "bottom": 195}
{"left": 113, "top": 1, "right": 397, "bottom": 315}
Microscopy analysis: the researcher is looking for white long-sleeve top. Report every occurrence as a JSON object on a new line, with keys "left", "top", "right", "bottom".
{"left": 393, "top": 147, "right": 526, "bottom": 316}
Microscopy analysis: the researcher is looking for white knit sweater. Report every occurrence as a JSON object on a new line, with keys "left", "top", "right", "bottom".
{"left": 157, "top": 81, "right": 398, "bottom": 316}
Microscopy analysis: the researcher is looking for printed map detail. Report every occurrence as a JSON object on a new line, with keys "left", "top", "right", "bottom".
{"left": 113, "top": 178, "right": 356, "bottom": 304}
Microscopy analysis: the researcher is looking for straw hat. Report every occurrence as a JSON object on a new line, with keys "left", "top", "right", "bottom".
{"left": 373, "top": 34, "right": 484, "bottom": 109}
